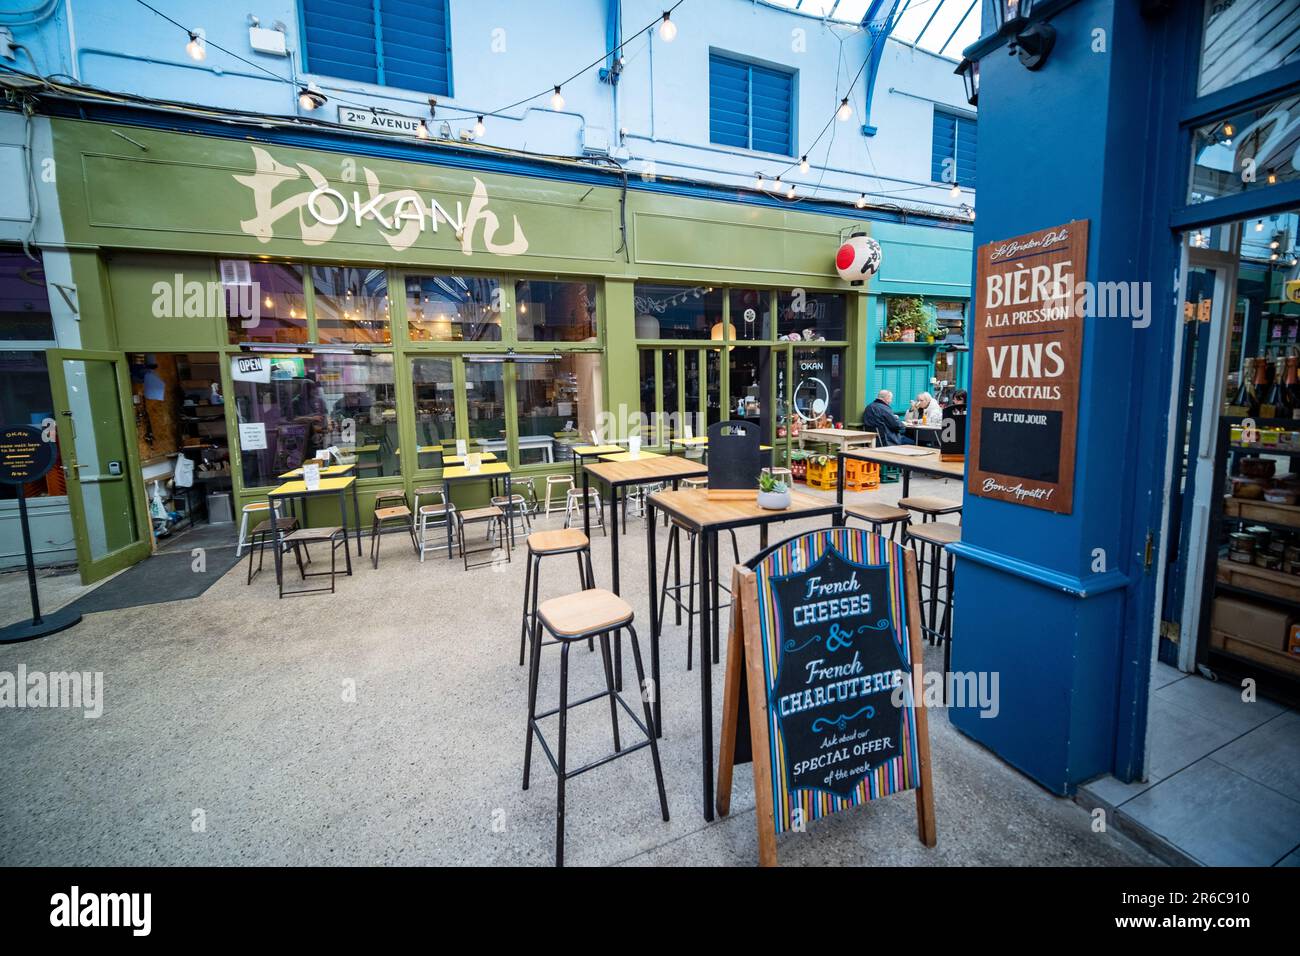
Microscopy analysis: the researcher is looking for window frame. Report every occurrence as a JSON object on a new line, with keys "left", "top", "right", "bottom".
{"left": 708, "top": 50, "right": 797, "bottom": 158}
{"left": 298, "top": 0, "right": 454, "bottom": 97}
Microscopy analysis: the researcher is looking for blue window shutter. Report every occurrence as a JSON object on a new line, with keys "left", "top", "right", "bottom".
{"left": 302, "top": 0, "right": 379, "bottom": 84}
{"left": 956, "top": 115, "right": 977, "bottom": 189}
{"left": 302, "top": 0, "right": 451, "bottom": 95}
{"left": 378, "top": 0, "right": 451, "bottom": 96}
{"left": 751, "top": 64, "right": 793, "bottom": 155}
{"left": 710, "top": 54, "right": 750, "bottom": 149}
{"left": 932, "top": 109, "right": 976, "bottom": 189}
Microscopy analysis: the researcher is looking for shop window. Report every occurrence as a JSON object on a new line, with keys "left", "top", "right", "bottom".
{"left": 730, "top": 288, "right": 770, "bottom": 341}
{"left": 1197, "top": 0, "right": 1300, "bottom": 97}
{"left": 411, "top": 356, "right": 456, "bottom": 471}
{"left": 515, "top": 279, "right": 597, "bottom": 342}
{"left": 0, "top": 350, "right": 61, "bottom": 500}
{"left": 0, "top": 248, "right": 55, "bottom": 341}
{"left": 515, "top": 353, "right": 603, "bottom": 465}
{"left": 709, "top": 53, "right": 794, "bottom": 156}
{"left": 312, "top": 266, "right": 390, "bottom": 345}
{"left": 301, "top": 0, "right": 452, "bottom": 96}
{"left": 776, "top": 291, "right": 846, "bottom": 341}
{"left": 406, "top": 274, "right": 501, "bottom": 342}
{"left": 464, "top": 360, "right": 505, "bottom": 454}
{"left": 222, "top": 260, "right": 308, "bottom": 344}
{"left": 931, "top": 109, "right": 976, "bottom": 190}
{"left": 232, "top": 352, "right": 397, "bottom": 488}
{"left": 792, "top": 348, "right": 844, "bottom": 426}
{"left": 633, "top": 283, "right": 721, "bottom": 340}
{"left": 1189, "top": 92, "right": 1300, "bottom": 205}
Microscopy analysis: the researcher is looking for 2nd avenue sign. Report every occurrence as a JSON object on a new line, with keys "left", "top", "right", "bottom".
{"left": 968, "top": 219, "right": 1089, "bottom": 515}
{"left": 337, "top": 106, "right": 426, "bottom": 137}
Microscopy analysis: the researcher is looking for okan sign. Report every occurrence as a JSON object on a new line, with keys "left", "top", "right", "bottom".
{"left": 968, "top": 219, "right": 1089, "bottom": 514}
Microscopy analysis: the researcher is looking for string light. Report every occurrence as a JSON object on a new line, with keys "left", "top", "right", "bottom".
{"left": 799, "top": 155, "right": 809, "bottom": 174}
{"left": 474, "top": 115, "right": 485, "bottom": 137}
{"left": 755, "top": 173, "right": 764, "bottom": 189}
{"left": 416, "top": 121, "right": 429, "bottom": 139}
{"left": 773, "top": 175, "right": 782, "bottom": 192}
{"left": 1268, "top": 169, "right": 1278, "bottom": 185}
{"left": 950, "top": 182, "right": 961, "bottom": 198}
{"left": 550, "top": 85, "right": 565, "bottom": 111}
{"left": 1223, "top": 123, "right": 1234, "bottom": 137}
{"left": 786, "top": 182, "right": 796, "bottom": 199}
{"left": 855, "top": 193, "right": 867, "bottom": 209}
{"left": 1256, "top": 220, "right": 1265, "bottom": 232}
{"left": 185, "top": 28, "right": 206, "bottom": 61}
{"left": 836, "top": 97, "right": 852, "bottom": 122}
{"left": 298, "top": 84, "right": 325, "bottom": 111}
{"left": 658, "top": 11, "right": 677, "bottom": 42}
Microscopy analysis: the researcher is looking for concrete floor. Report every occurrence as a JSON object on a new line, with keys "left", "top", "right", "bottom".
{"left": 0, "top": 473, "right": 1156, "bottom": 866}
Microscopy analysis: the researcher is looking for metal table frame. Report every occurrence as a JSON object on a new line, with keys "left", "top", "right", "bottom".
{"left": 267, "top": 477, "right": 359, "bottom": 588}
{"left": 441, "top": 464, "right": 514, "bottom": 561}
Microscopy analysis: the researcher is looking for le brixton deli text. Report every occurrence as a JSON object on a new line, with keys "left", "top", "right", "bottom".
{"left": 982, "top": 258, "right": 1078, "bottom": 402}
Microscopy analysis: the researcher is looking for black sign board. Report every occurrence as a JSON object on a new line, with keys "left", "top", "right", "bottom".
{"left": 976, "top": 406, "right": 1063, "bottom": 484}
{"left": 706, "top": 419, "right": 760, "bottom": 496}
{"left": 0, "top": 424, "right": 56, "bottom": 486}
{"left": 717, "top": 527, "right": 936, "bottom": 866}
{"left": 939, "top": 408, "right": 967, "bottom": 462}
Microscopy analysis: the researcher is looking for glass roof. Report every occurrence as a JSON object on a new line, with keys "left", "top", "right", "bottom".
{"left": 758, "top": 0, "right": 981, "bottom": 60}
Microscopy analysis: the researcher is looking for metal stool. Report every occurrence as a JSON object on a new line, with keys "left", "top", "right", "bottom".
{"left": 518, "top": 529, "right": 594, "bottom": 666}
{"left": 845, "top": 502, "right": 911, "bottom": 542}
{"left": 564, "top": 487, "right": 605, "bottom": 535}
{"left": 897, "top": 495, "right": 963, "bottom": 524}
{"left": 457, "top": 506, "right": 509, "bottom": 570}
{"left": 544, "top": 475, "right": 574, "bottom": 515}
{"left": 278, "top": 526, "right": 348, "bottom": 597}
{"left": 372, "top": 488, "right": 407, "bottom": 513}
{"left": 235, "top": 501, "right": 280, "bottom": 557}
{"left": 245, "top": 516, "right": 298, "bottom": 584}
{"left": 523, "top": 588, "right": 669, "bottom": 867}
{"left": 414, "top": 486, "right": 456, "bottom": 561}
{"left": 657, "top": 518, "right": 740, "bottom": 670}
{"left": 491, "top": 493, "right": 532, "bottom": 545}
{"left": 682, "top": 477, "right": 708, "bottom": 490}
{"left": 370, "top": 504, "right": 418, "bottom": 569}
{"left": 905, "top": 522, "right": 960, "bottom": 694}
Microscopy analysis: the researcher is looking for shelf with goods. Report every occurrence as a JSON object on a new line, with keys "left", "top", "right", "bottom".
{"left": 1206, "top": 415, "right": 1300, "bottom": 684}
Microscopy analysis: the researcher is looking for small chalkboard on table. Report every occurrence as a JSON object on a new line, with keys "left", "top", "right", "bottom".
{"left": 0, "top": 423, "right": 82, "bottom": 643}
{"left": 717, "top": 526, "right": 936, "bottom": 866}
{"left": 706, "top": 419, "right": 761, "bottom": 500}
{"left": 940, "top": 408, "right": 967, "bottom": 463}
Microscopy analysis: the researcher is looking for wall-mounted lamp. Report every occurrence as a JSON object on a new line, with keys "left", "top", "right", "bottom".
{"left": 954, "top": 57, "right": 978, "bottom": 106}
{"left": 991, "top": 0, "right": 1055, "bottom": 71}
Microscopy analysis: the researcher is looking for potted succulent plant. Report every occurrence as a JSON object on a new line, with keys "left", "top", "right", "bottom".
{"left": 757, "top": 471, "right": 791, "bottom": 510}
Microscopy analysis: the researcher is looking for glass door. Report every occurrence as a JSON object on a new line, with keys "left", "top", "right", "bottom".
{"left": 46, "top": 351, "right": 150, "bottom": 583}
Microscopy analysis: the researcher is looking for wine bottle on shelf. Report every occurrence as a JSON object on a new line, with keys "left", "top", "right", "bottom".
{"left": 1230, "top": 357, "right": 1256, "bottom": 416}
{"left": 1265, "top": 356, "right": 1292, "bottom": 419}
{"left": 1252, "top": 355, "right": 1269, "bottom": 418}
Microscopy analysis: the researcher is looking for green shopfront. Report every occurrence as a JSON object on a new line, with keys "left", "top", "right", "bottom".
{"left": 41, "top": 112, "right": 972, "bottom": 582}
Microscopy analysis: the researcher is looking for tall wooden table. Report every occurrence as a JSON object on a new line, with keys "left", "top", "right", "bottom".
{"left": 266, "top": 475, "right": 358, "bottom": 585}
{"left": 645, "top": 488, "right": 843, "bottom": 821}
{"left": 441, "top": 462, "right": 514, "bottom": 560}
{"left": 582, "top": 455, "right": 709, "bottom": 693}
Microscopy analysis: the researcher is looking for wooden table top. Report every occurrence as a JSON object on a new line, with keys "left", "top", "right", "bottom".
{"left": 903, "top": 421, "right": 943, "bottom": 430}
{"left": 841, "top": 446, "right": 965, "bottom": 477}
{"left": 443, "top": 452, "right": 499, "bottom": 464}
{"left": 800, "top": 428, "right": 875, "bottom": 441}
{"left": 278, "top": 463, "right": 354, "bottom": 478}
{"left": 270, "top": 476, "right": 356, "bottom": 496}
{"left": 585, "top": 454, "right": 708, "bottom": 487}
{"left": 571, "top": 444, "right": 624, "bottom": 456}
{"left": 669, "top": 437, "right": 709, "bottom": 447}
{"left": 442, "top": 462, "right": 512, "bottom": 480}
{"left": 649, "top": 488, "right": 839, "bottom": 530}
{"left": 600, "top": 450, "right": 664, "bottom": 462}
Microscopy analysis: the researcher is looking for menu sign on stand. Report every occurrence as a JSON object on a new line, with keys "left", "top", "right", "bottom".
{"left": 706, "top": 419, "right": 761, "bottom": 500}
{"left": 717, "top": 527, "right": 936, "bottom": 866}
{"left": 968, "top": 219, "right": 1089, "bottom": 514}
{"left": 0, "top": 424, "right": 82, "bottom": 643}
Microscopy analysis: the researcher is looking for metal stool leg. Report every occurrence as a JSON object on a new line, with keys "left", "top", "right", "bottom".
{"left": 518, "top": 551, "right": 536, "bottom": 666}
{"left": 555, "top": 641, "right": 570, "bottom": 868}
{"left": 599, "top": 632, "right": 621, "bottom": 752}
{"left": 523, "top": 611, "right": 543, "bottom": 790}
{"left": 627, "top": 624, "right": 669, "bottom": 823}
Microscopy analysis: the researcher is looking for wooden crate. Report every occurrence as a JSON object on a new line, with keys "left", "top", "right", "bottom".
{"left": 1216, "top": 559, "right": 1300, "bottom": 604}
{"left": 1223, "top": 496, "right": 1300, "bottom": 528}
{"left": 1210, "top": 628, "right": 1300, "bottom": 678}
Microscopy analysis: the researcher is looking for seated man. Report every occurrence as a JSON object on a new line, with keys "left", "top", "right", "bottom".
{"left": 862, "top": 389, "right": 914, "bottom": 446}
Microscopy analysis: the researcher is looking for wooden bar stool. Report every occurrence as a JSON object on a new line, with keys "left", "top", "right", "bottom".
{"left": 657, "top": 517, "right": 740, "bottom": 670}
{"left": 845, "top": 502, "right": 911, "bottom": 542}
{"left": 543, "top": 475, "right": 574, "bottom": 515}
{"left": 897, "top": 495, "right": 963, "bottom": 524}
{"left": 905, "top": 522, "right": 961, "bottom": 684}
{"left": 414, "top": 486, "right": 456, "bottom": 561}
{"left": 457, "top": 505, "right": 509, "bottom": 570}
{"left": 278, "top": 526, "right": 348, "bottom": 598}
{"left": 518, "top": 529, "right": 594, "bottom": 666}
{"left": 371, "top": 503, "right": 418, "bottom": 569}
{"left": 523, "top": 588, "right": 669, "bottom": 867}
{"left": 491, "top": 493, "right": 532, "bottom": 545}
{"left": 245, "top": 516, "right": 298, "bottom": 584}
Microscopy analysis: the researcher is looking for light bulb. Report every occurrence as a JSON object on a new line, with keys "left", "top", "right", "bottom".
{"left": 855, "top": 193, "right": 866, "bottom": 209}
{"left": 1268, "top": 170, "right": 1278, "bottom": 184}
{"left": 786, "top": 183, "right": 795, "bottom": 199}
{"left": 1224, "top": 123, "right": 1235, "bottom": 137}
{"left": 836, "top": 97, "right": 852, "bottom": 122}
{"left": 755, "top": 173, "right": 764, "bottom": 189}
{"left": 799, "top": 155, "right": 809, "bottom": 174}
{"left": 550, "top": 86, "right": 565, "bottom": 111}
{"left": 1256, "top": 220, "right": 1265, "bottom": 232}
{"left": 950, "top": 182, "right": 961, "bottom": 198}
{"left": 416, "top": 121, "right": 429, "bottom": 139}
{"left": 298, "top": 85, "right": 325, "bottom": 111}
{"left": 1272, "top": 239, "right": 1280, "bottom": 249}
{"left": 186, "top": 29, "right": 206, "bottom": 61}
{"left": 658, "top": 12, "right": 677, "bottom": 42}
{"left": 474, "top": 115, "right": 485, "bottom": 137}
{"left": 263, "top": 295, "right": 273, "bottom": 309}
{"left": 773, "top": 175, "right": 781, "bottom": 190}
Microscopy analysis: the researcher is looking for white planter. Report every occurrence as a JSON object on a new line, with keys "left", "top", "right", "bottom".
{"left": 757, "top": 489, "right": 791, "bottom": 510}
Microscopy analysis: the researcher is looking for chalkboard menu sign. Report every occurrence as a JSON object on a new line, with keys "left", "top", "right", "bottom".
{"left": 0, "top": 424, "right": 56, "bottom": 486}
{"left": 939, "top": 408, "right": 967, "bottom": 462}
{"left": 717, "top": 527, "right": 936, "bottom": 865}
{"left": 968, "top": 219, "right": 1089, "bottom": 514}
{"left": 706, "top": 419, "right": 761, "bottom": 499}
